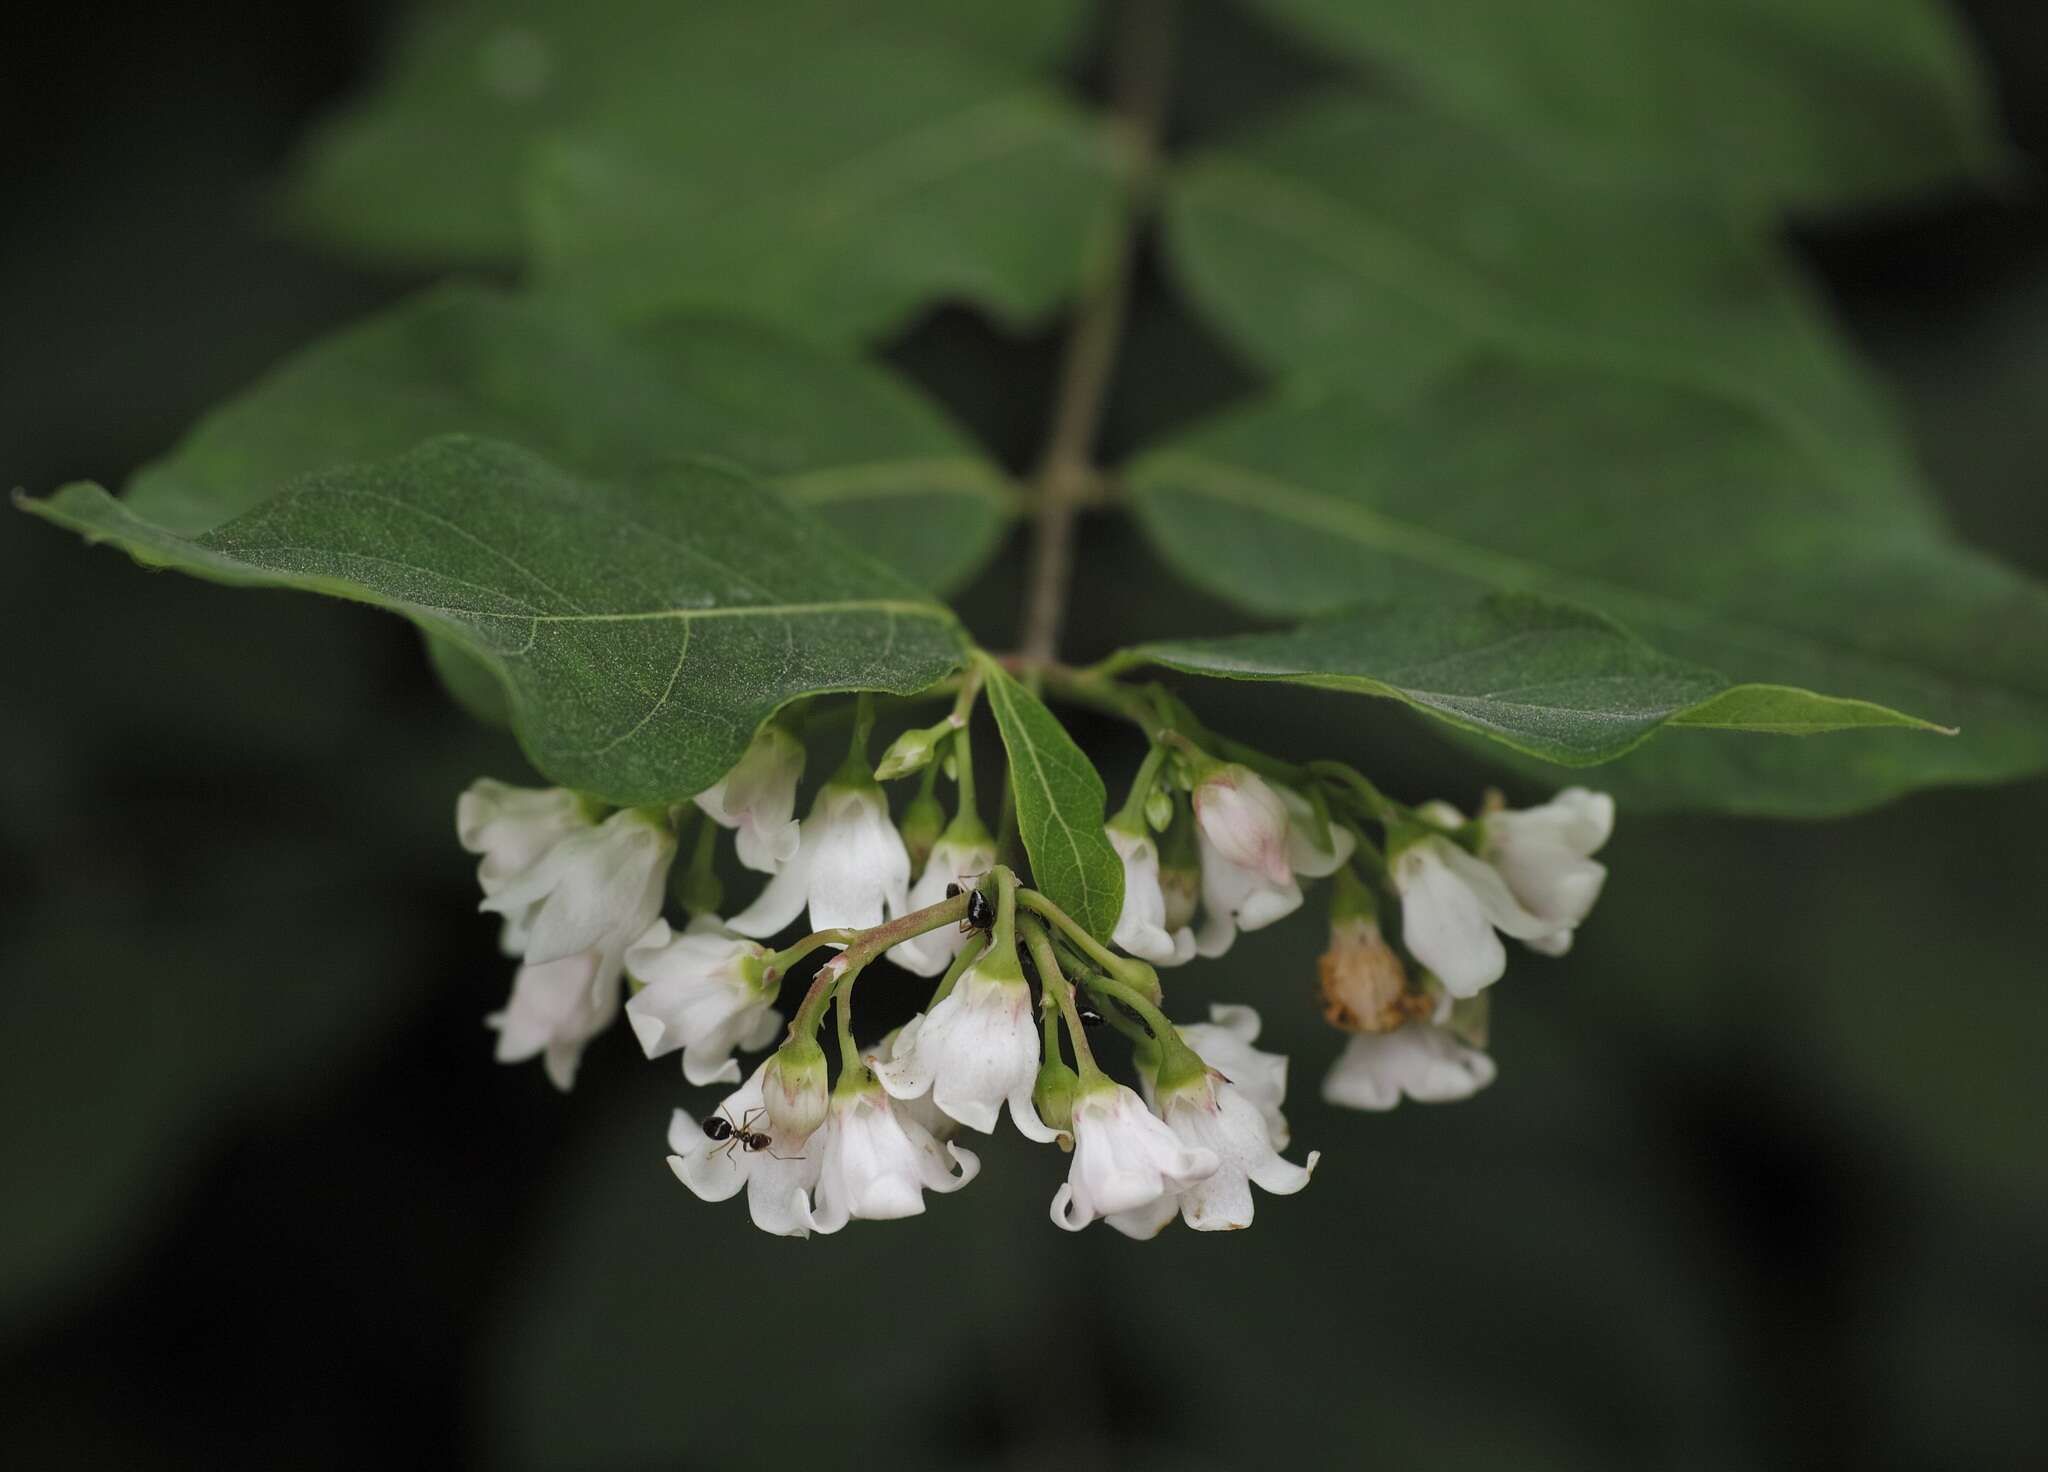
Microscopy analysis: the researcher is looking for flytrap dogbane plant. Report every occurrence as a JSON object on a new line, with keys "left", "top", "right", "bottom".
{"left": 445, "top": 656, "right": 1615, "bottom": 1237}
{"left": 17, "top": 0, "right": 2023, "bottom": 1245}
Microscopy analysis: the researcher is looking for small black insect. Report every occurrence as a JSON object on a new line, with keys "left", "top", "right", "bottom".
{"left": 964, "top": 885, "right": 996, "bottom": 933}
{"left": 698, "top": 1106, "right": 792, "bottom": 1160}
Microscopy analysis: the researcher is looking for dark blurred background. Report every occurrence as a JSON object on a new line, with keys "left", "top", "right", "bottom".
{"left": 4, "top": 3, "right": 2045, "bottom": 1468}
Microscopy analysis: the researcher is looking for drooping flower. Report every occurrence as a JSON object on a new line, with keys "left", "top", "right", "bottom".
{"left": 1317, "top": 916, "right": 1420, "bottom": 1036}
{"left": 694, "top": 720, "right": 805, "bottom": 874}
{"left": 1163, "top": 1003, "right": 1294, "bottom": 1149}
{"left": 1478, "top": 787, "right": 1614, "bottom": 954}
{"left": 456, "top": 780, "right": 592, "bottom": 955}
{"left": 1052, "top": 1081, "right": 1219, "bottom": 1232}
{"left": 480, "top": 806, "right": 675, "bottom": 1088}
{"left": 728, "top": 778, "right": 910, "bottom": 938}
{"left": 1192, "top": 763, "right": 1293, "bottom": 888}
{"left": 873, "top": 1024, "right": 960, "bottom": 1143}
{"left": 622, "top": 916, "right": 781, "bottom": 1086}
{"left": 1193, "top": 824, "right": 1302, "bottom": 957}
{"left": 1389, "top": 826, "right": 1554, "bottom": 998}
{"left": 1321, "top": 1016, "right": 1497, "bottom": 1111}
{"left": 800, "top": 1078, "right": 979, "bottom": 1233}
{"left": 667, "top": 1063, "right": 823, "bottom": 1238}
{"left": 487, "top": 951, "right": 610, "bottom": 1091}
{"left": 478, "top": 806, "right": 675, "bottom": 967}
{"left": 1106, "top": 822, "right": 1195, "bottom": 966}
{"left": 872, "top": 954, "right": 1064, "bottom": 1141}
{"left": 888, "top": 818, "right": 997, "bottom": 977}
{"left": 1114, "top": 1072, "right": 1318, "bottom": 1237}
{"left": 1278, "top": 782, "right": 1354, "bottom": 880}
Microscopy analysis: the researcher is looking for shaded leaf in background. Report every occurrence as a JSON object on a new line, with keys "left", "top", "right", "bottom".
{"left": 1128, "top": 365, "right": 2048, "bottom": 815}
{"left": 530, "top": 70, "right": 1119, "bottom": 342}
{"left": 122, "top": 283, "right": 1015, "bottom": 594}
{"left": 281, "top": 0, "right": 1090, "bottom": 265}
{"left": 1124, "top": 593, "right": 1936, "bottom": 768}
{"left": 1165, "top": 96, "right": 1935, "bottom": 523}
{"left": 980, "top": 658, "right": 1124, "bottom": 943}
{"left": 1242, "top": 0, "right": 2005, "bottom": 213}
{"left": 25, "top": 437, "right": 967, "bottom": 805}
{"left": 283, "top": 0, "right": 1118, "bottom": 344}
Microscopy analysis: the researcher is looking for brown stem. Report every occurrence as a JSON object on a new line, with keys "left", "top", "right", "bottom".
{"left": 787, "top": 889, "right": 973, "bottom": 1037}
{"left": 1016, "top": 0, "right": 1177, "bottom": 662}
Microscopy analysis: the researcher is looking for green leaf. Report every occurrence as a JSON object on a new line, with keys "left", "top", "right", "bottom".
{"left": 1124, "top": 594, "right": 1939, "bottom": 768}
{"left": 423, "top": 629, "right": 515, "bottom": 728}
{"left": 977, "top": 657, "right": 1123, "bottom": 944}
{"left": 527, "top": 70, "right": 1118, "bottom": 341}
{"left": 1164, "top": 96, "right": 1934, "bottom": 524}
{"left": 1126, "top": 365, "right": 2048, "bottom": 816}
{"left": 125, "top": 284, "right": 1015, "bottom": 594}
{"left": 282, "top": 0, "right": 1117, "bottom": 342}
{"left": 23, "top": 436, "right": 967, "bottom": 805}
{"left": 1242, "top": 0, "right": 2005, "bottom": 214}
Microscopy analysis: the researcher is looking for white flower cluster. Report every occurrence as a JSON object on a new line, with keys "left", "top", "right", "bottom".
{"left": 453, "top": 696, "right": 1614, "bottom": 1242}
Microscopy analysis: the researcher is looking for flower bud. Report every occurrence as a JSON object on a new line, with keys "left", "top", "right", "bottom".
{"left": 1143, "top": 785, "right": 1174, "bottom": 833}
{"left": 874, "top": 723, "right": 944, "bottom": 782}
{"left": 1033, "top": 1057, "right": 1080, "bottom": 1141}
{"left": 1192, "top": 762, "right": 1293, "bottom": 887}
{"left": 761, "top": 1036, "right": 829, "bottom": 1141}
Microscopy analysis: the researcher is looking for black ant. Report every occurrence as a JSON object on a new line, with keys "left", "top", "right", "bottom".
{"left": 944, "top": 879, "right": 996, "bottom": 934}
{"left": 699, "top": 1106, "right": 801, "bottom": 1161}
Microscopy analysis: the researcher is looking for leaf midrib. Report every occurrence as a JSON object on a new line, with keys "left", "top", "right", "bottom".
{"left": 1139, "top": 450, "right": 2040, "bottom": 716}
{"left": 988, "top": 675, "right": 1109, "bottom": 923}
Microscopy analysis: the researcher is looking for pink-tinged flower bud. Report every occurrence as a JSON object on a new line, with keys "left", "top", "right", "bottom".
{"left": 761, "top": 1036, "right": 829, "bottom": 1141}
{"left": 1192, "top": 763, "right": 1293, "bottom": 888}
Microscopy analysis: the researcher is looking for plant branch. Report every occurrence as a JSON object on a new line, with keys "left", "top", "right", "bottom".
{"left": 1016, "top": 0, "right": 1177, "bottom": 661}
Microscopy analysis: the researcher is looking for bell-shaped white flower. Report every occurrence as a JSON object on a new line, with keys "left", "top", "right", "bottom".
{"left": 695, "top": 721, "right": 805, "bottom": 874}
{"left": 1053, "top": 1081, "right": 1219, "bottom": 1232}
{"left": 1114, "top": 1073, "right": 1318, "bottom": 1237}
{"left": 1192, "top": 763, "right": 1293, "bottom": 888}
{"left": 1479, "top": 787, "right": 1614, "bottom": 953}
{"left": 799, "top": 1078, "right": 979, "bottom": 1233}
{"left": 1106, "top": 823, "right": 1196, "bottom": 966}
{"left": 1321, "top": 1021, "right": 1497, "bottom": 1111}
{"left": 887, "top": 820, "right": 996, "bottom": 977}
{"left": 1193, "top": 824, "right": 1303, "bottom": 957}
{"left": 457, "top": 780, "right": 592, "bottom": 956}
{"left": 479, "top": 807, "right": 674, "bottom": 1089}
{"left": 1165, "top": 1003, "right": 1293, "bottom": 1149}
{"left": 1278, "top": 783, "right": 1355, "bottom": 879}
{"left": 874, "top": 1025, "right": 960, "bottom": 1142}
{"left": 622, "top": 916, "right": 782, "bottom": 1086}
{"left": 872, "top": 955, "right": 1063, "bottom": 1141}
{"left": 728, "top": 778, "right": 910, "bottom": 939}
{"left": 487, "top": 951, "right": 613, "bottom": 1091}
{"left": 666, "top": 1063, "right": 824, "bottom": 1238}
{"left": 1390, "top": 829, "right": 1554, "bottom": 998}
{"left": 478, "top": 806, "right": 674, "bottom": 967}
